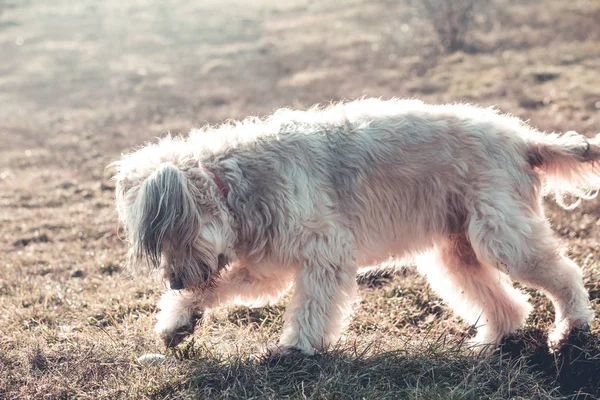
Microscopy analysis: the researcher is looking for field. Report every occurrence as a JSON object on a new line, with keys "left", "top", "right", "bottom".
{"left": 1, "top": 0, "right": 600, "bottom": 398}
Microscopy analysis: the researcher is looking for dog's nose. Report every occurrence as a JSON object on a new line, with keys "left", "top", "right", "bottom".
{"left": 218, "top": 254, "right": 228, "bottom": 268}
{"left": 170, "top": 276, "right": 184, "bottom": 290}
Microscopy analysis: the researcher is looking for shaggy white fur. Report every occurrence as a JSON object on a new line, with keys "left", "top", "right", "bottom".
{"left": 112, "top": 98, "right": 599, "bottom": 355}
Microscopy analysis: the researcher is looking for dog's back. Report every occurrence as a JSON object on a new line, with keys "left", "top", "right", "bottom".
{"left": 202, "top": 99, "right": 569, "bottom": 264}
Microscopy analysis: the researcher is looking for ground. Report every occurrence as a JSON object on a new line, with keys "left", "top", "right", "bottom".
{"left": 1, "top": 0, "right": 600, "bottom": 398}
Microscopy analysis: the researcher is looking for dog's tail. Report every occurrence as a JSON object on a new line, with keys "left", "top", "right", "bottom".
{"left": 128, "top": 163, "right": 200, "bottom": 270}
{"left": 527, "top": 131, "right": 600, "bottom": 209}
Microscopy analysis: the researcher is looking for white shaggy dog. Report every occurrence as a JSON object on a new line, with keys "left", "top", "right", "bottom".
{"left": 112, "top": 98, "right": 599, "bottom": 355}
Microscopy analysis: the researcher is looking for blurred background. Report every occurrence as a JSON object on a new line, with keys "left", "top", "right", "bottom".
{"left": 1, "top": 0, "right": 600, "bottom": 397}
{"left": 2, "top": 0, "right": 599, "bottom": 171}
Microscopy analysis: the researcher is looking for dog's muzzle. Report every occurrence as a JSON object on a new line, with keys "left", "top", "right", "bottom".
{"left": 170, "top": 275, "right": 184, "bottom": 290}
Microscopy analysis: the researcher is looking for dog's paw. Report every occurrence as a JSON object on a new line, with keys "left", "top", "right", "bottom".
{"left": 548, "top": 322, "right": 590, "bottom": 353}
{"left": 466, "top": 330, "right": 505, "bottom": 355}
{"left": 271, "top": 344, "right": 314, "bottom": 357}
{"left": 159, "top": 325, "right": 194, "bottom": 348}
{"left": 252, "top": 345, "right": 314, "bottom": 364}
{"left": 548, "top": 320, "right": 573, "bottom": 352}
{"left": 155, "top": 313, "right": 202, "bottom": 348}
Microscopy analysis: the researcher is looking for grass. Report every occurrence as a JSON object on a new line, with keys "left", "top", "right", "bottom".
{"left": 1, "top": 0, "right": 600, "bottom": 398}
{"left": 3, "top": 266, "right": 600, "bottom": 399}
{"left": 5, "top": 288, "right": 600, "bottom": 399}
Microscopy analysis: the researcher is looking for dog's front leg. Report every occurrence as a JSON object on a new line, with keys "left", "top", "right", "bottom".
{"left": 278, "top": 241, "right": 358, "bottom": 355}
{"left": 155, "top": 265, "right": 293, "bottom": 347}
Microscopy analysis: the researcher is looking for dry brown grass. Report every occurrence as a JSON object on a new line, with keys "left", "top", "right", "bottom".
{"left": 1, "top": 0, "right": 600, "bottom": 398}
{"left": 420, "top": 0, "right": 476, "bottom": 52}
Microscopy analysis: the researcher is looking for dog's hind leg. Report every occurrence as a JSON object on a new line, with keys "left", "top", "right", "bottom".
{"left": 468, "top": 198, "right": 594, "bottom": 350}
{"left": 417, "top": 234, "right": 532, "bottom": 348}
{"left": 277, "top": 231, "right": 358, "bottom": 355}
{"left": 155, "top": 266, "right": 293, "bottom": 347}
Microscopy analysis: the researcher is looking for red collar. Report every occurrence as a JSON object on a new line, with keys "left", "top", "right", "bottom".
{"left": 200, "top": 163, "right": 229, "bottom": 201}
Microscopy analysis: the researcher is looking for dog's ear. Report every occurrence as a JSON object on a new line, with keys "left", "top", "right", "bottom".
{"left": 128, "top": 163, "right": 201, "bottom": 270}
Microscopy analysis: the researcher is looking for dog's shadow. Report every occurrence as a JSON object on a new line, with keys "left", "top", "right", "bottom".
{"left": 152, "top": 329, "right": 600, "bottom": 398}
{"left": 500, "top": 327, "right": 600, "bottom": 397}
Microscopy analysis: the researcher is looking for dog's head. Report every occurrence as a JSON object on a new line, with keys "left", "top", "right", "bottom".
{"left": 110, "top": 138, "right": 235, "bottom": 291}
